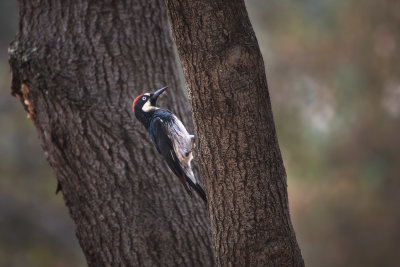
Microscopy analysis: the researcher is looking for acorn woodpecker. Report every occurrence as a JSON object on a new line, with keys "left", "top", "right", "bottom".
{"left": 133, "top": 86, "right": 207, "bottom": 203}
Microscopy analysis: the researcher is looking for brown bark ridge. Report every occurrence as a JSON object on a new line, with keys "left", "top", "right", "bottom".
{"left": 8, "top": 0, "right": 214, "bottom": 266}
{"left": 164, "top": 0, "right": 304, "bottom": 266}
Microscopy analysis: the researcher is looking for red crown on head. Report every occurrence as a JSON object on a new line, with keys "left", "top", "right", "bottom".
{"left": 132, "top": 94, "right": 144, "bottom": 114}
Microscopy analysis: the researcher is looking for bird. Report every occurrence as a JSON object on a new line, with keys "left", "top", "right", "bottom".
{"left": 132, "top": 86, "right": 207, "bottom": 203}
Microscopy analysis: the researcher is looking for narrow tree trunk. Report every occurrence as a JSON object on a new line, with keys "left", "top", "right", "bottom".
{"left": 164, "top": 0, "right": 304, "bottom": 266}
{"left": 9, "top": 0, "right": 214, "bottom": 266}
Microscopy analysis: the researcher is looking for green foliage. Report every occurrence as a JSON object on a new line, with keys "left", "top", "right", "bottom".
{"left": 248, "top": 0, "right": 400, "bottom": 266}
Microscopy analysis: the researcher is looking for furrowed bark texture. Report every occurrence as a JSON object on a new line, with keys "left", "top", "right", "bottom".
{"left": 164, "top": 0, "right": 304, "bottom": 266}
{"left": 9, "top": 0, "right": 214, "bottom": 266}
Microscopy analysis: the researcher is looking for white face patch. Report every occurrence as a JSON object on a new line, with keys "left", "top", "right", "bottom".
{"left": 142, "top": 100, "right": 158, "bottom": 112}
{"left": 144, "top": 93, "right": 151, "bottom": 96}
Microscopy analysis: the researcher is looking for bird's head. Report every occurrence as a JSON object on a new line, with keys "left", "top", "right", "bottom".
{"left": 133, "top": 86, "right": 168, "bottom": 115}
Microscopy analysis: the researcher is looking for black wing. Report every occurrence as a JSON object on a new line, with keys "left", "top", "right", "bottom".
{"left": 149, "top": 117, "right": 191, "bottom": 193}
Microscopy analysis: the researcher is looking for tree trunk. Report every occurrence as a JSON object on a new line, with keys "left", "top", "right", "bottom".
{"left": 9, "top": 0, "right": 214, "bottom": 266}
{"left": 164, "top": 0, "right": 304, "bottom": 266}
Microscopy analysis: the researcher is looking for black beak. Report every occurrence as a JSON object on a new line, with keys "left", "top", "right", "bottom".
{"left": 150, "top": 86, "right": 168, "bottom": 103}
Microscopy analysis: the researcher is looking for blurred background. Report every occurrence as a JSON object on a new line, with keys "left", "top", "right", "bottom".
{"left": 0, "top": 0, "right": 399, "bottom": 266}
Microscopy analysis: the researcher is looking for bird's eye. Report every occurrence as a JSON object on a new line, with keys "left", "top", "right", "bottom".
{"left": 142, "top": 96, "right": 147, "bottom": 101}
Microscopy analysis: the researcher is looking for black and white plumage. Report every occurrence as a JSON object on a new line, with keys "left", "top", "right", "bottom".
{"left": 133, "top": 87, "right": 207, "bottom": 203}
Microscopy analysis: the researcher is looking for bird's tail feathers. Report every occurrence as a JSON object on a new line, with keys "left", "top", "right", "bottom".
{"left": 186, "top": 177, "right": 207, "bottom": 203}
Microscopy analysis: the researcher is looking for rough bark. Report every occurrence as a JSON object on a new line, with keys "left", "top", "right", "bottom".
{"left": 9, "top": 0, "right": 214, "bottom": 266}
{"left": 164, "top": 0, "right": 304, "bottom": 266}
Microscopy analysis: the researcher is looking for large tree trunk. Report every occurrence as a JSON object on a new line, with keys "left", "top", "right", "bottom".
{"left": 164, "top": 0, "right": 304, "bottom": 266}
{"left": 9, "top": 0, "right": 214, "bottom": 266}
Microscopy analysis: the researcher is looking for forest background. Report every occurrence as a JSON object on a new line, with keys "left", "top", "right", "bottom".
{"left": 0, "top": 0, "right": 399, "bottom": 266}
